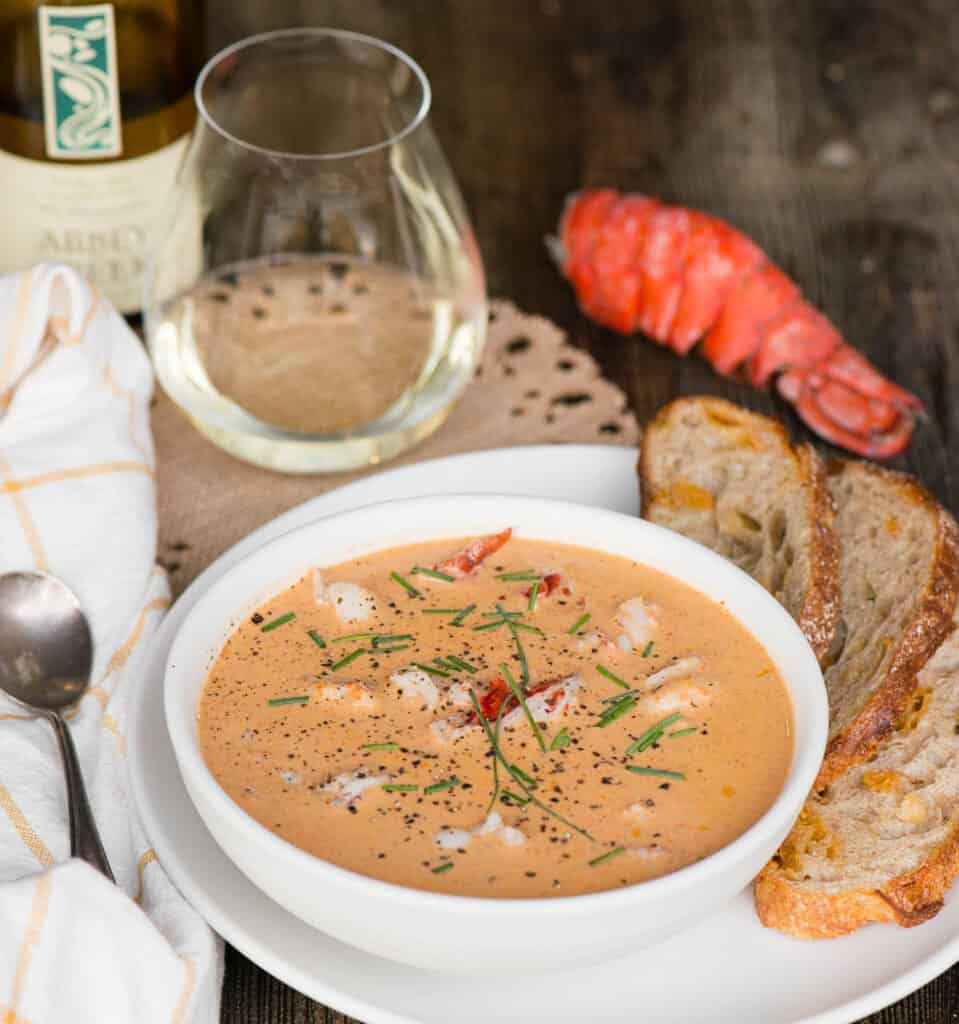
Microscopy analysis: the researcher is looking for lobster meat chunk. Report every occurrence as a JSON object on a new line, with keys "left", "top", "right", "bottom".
{"left": 473, "top": 675, "right": 579, "bottom": 726}
{"left": 556, "top": 190, "right": 924, "bottom": 458}
{"left": 436, "top": 528, "right": 512, "bottom": 580}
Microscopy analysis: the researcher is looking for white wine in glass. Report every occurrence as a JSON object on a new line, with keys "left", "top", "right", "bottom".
{"left": 145, "top": 29, "right": 488, "bottom": 474}
{"left": 0, "top": 0, "right": 204, "bottom": 314}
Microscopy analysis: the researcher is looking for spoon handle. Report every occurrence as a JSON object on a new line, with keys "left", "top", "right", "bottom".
{"left": 49, "top": 712, "right": 115, "bottom": 882}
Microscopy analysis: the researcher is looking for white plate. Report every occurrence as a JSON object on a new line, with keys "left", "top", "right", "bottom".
{"left": 130, "top": 444, "right": 959, "bottom": 1024}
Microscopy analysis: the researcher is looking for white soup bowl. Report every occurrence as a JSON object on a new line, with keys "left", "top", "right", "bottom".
{"left": 164, "top": 494, "right": 827, "bottom": 972}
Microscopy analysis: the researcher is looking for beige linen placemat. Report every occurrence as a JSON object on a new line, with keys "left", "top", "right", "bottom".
{"left": 154, "top": 300, "right": 639, "bottom": 593}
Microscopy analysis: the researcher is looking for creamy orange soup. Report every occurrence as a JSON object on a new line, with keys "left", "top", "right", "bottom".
{"left": 199, "top": 531, "right": 792, "bottom": 898}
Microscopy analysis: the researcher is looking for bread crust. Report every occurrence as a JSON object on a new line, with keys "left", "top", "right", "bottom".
{"left": 754, "top": 860, "right": 898, "bottom": 938}
{"left": 795, "top": 445, "right": 841, "bottom": 664}
{"left": 754, "top": 816, "right": 959, "bottom": 938}
{"left": 638, "top": 396, "right": 840, "bottom": 663}
{"left": 815, "top": 462, "right": 959, "bottom": 789}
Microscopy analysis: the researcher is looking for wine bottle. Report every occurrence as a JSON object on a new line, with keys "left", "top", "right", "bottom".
{"left": 0, "top": 1, "right": 205, "bottom": 314}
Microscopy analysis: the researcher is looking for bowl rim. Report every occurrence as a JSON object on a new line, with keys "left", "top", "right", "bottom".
{"left": 164, "top": 493, "right": 827, "bottom": 917}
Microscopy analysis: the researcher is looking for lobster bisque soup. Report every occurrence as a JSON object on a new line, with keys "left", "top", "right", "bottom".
{"left": 199, "top": 531, "right": 793, "bottom": 898}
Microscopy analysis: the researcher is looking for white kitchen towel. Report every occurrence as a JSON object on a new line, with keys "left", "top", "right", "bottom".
{"left": 0, "top": 264, "right": 220, "bottom": 1023}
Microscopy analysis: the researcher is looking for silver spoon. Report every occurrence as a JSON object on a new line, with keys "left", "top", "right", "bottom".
{"left": 0, "top": 571, "right": 114, "bottom": 880}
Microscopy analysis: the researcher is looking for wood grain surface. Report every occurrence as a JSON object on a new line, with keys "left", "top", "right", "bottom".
{"left": 201, "top": 2, "right": 959, "bottom": 1021}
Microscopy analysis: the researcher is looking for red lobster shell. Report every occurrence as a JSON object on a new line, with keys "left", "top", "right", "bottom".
{"left": 555, "top": 189, "right": 923, "bottom": 458}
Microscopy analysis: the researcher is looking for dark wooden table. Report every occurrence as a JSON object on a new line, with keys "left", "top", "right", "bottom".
{"left": 205, "top": 2, "right": 959, "bottom": 1021}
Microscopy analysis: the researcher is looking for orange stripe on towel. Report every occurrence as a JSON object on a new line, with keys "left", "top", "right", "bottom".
{"left": 0, "top": 461, "right": 153, "bottom": 496}
{"left": 0, "top": 783, "right": 53, "bottom": 867}
{"left": 133, "top": 849, "right": 158, "bottom": 905}
{"left": 48, "top": 288, "right": 98, "bottom": 347}
{"left": 4, "top": 873, "right": 53, "bottom": 1023}
{"left": 104, "top": 365, "right": 149, "bottom": 461}
{"left": 172, "top": 956, "right": 197, "bottom": 1024}
{"left": 0, "top": 454, "right": 48, "bottom": 571}
{"left": 104, "top": 596, "right": 171, "bottom": 682}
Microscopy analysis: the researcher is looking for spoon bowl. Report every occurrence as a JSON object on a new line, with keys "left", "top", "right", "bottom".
{"left": 0, "top": 572, "right": 93, "bottom": 711}
{"left": 0, "top": 571, "right": 113, "bottom": 880}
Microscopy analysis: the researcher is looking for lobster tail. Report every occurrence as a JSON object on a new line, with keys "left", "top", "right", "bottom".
{"left": 777, "top": 345, "right": 923, "bottom": 460}
{"left": 556, "top": 189, "right": 923, "bottom": 458}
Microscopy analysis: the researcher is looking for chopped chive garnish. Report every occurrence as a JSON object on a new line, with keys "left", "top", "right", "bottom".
{"left": 390, "top": 570, "right": 420, "bottom": 597}
{"left": 261, "top": 612, "right": 295, "bottom": 633}
{"left": 601, "top": 689, "right": 637, "bottom": 705}
{"left": 567, "top": 612, "right": 591, "bottom": 635}
{"left": 432, "top": 861, "right": 454, "bottom": 874}
{"left": 473, "top": 619, "right": 508, "bottom": 632}
{"left": 495, "top": 570, "right": 542, "bottom": 581}
{"left": 332, "top": 632, "right": 378, "bottom": 643}
{"left": 485, "top": 695, "right": 510, "bottom": 816}
{"left": 669, "top": 727, "right": 698, "bottom": 739}
{"left": 383, "top": 784, "right": 419, "bottom": 793}
{"left": 626, "top": 766, "right": 685, "bottom": 780}
{"left": 375, "top": 643, "right": 411, "bottom": 653}
{"left": 588, "top": 846, "right": 626, "bottom": 867}
{"left": 501, "top": 789, "right": 530, "bottom": 806}
{"left": 528, "top": 581, "right": 540, "bottom": 612}
{"left": 307, "top": 629, "right": 326, "bottom": 648}
{"left": 451, "top": 603, "right": 477, "bottom": 626}
{"left": 331, "top": 647, "right": 368, "bottom": 671}
{"left": 599, "top": 692, "right": 638, "bottom": 714}
{"left": 502, "top": 662, "right": 547, "bottom": 753}
{"left": 422, "top": 608, "right": 462, "bottom": 615}
{"left": 412, "top": 661, "right": 450, "bottom": 678}
{"left": 445, "top": 654, "right": 478, "bottom": 674}
{"left": 433, "top": 657, "right": 456, "bottom": 671}
{"left": 508, "top": 763, "right": 538, "bottom": 789}
{"left": 596, "top": 695, "right": 637, "bottom": 727}
{"left": 550, "top": 727, "right": 571, "bottom": 751}
{"left": 469, "top": 688, "right": 594, "bottom": 841}
{"left": 642, "top": 640, "right": 655, "bottom": 657}
{"left": 477, "top": 606, "right": 536, "bottom": 683}
{"left": 596, "top": 664, "right": 630, "bottom": 690}
{"left": 411, "top": 566, "right": 456, "bottom": 582}
{"left": 510, "top": 620, "right": 544, "bottom": 636}
{"left": 512, "top": 629, "right": 530, "bottom": 685}
{"left": 424, "top": 776, "right": 461, "bottom": 795}
{"left": 361, "top": 742, "right": 400, "bottom": 751}
{"left": 372, "top": 634, "right": 413, "bottom": 647}
{"left": 625, "top": 712, "right": 683, "bottom": 755}
{"left": 267, "top": 695, "right": 308, "bottom": 706}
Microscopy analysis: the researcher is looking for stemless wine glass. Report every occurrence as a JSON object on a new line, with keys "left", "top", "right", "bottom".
{"left": 144, "top": 29, "right": 487, "bottom": 473}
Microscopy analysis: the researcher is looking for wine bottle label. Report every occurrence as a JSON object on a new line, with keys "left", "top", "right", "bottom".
{"left": 38, "top": 4, "right": 123, "bottom": 159}
{"left": 0, "top": 137, "right": 202, "bottom": 314}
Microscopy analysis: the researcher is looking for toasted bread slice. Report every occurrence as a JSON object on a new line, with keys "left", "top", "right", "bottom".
{"left": 641, "top": 398, "right": 959, "bottom": 937}
{"left": 815, "top": 461, "right": 959, "bottom": 787}
{"left": 639, "top": 396, "right": 840, "bottom": 662}
{"left": 640, "top": 399, "right": 959, "bottom": 787}
{"left": 755, "top": 612, "right": 959, "bottom": 937}
{"left": 759, "top": 464, "right": 959, "bottom": 937}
